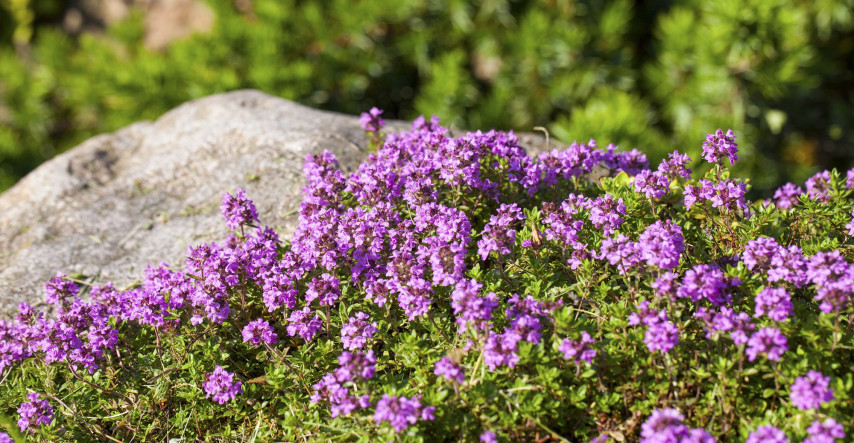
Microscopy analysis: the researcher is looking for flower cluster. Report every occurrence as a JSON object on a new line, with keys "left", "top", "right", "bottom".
{"left": 286, "top": 307, "right": 323, "bottom": 341}
{"left": 221, "top": 188, "right": 259, "bottom": 230}
{"left": 805, "top": 170, "right": 832, "bottom": 202}
{"left": 558, "top": 331, "right": 597, "bottom": 364}
{"left": 629, "top": 302, "right": 679, "bottom": 353}
{"left": 684, "top": 178, "right": 748, "bottom": 211}
{"left": 478, "top": 203, "right": 525, "bottom": 259}
{"left": 745, "top": 328, "right": 788, "bottom": 362}
{"left": 241, "top": 318, "right": 278, "bottom": 347}
{"left": 373, "top": 394, "right": 435, "bottom": 433}
{"left": 359, "top": 107, "right": 385, "bottom": 134}
{"left": 3, "top": 113, "right": 853, "bottom": 441}
{"left": 434, "top": 357, "right": 465, "bottom": 384}
{"left": 754, "top": 287, "right": 794, "bottom": 321}
{"left": 640, "top": 409, "right": 714, "bottom": 443}
{"left": 677, "top": 264, "right": 740, "bottom": 306}
{"left": 747, "top": 426, "right": 787, "bottom": 443}
{"left": 483, "top": 295, "right": 559, "bottom": 369}
{"left": 340, "top": 312, "right": 378, "bottom": 350}
{"left": 311, "top": 351, "right": 376, "bottom": 417}
{"left": 701, "top": 128, "right": 738, "bottom": 165}
{"left": 772, "top": 182, "right": 803, "bottom": 209}
{"left": 633, "top": 150, "right": 693, "bottom": 200}
{"left": 694, "top": 306, "right": 755, "bottom": 344}
{"left": 203, "top": 366, "right": 243, "bottom": 405}
{"left": 44, "top": 272, "right": 79, "bottom": 306}
{"left": 451, "top": 279, "right": 498, "bottom": 333}
{"left": 305, "top": 273, "right": 341, "bottom": 306}
{"left": 598, "top": 219, "right": 686, "bottom": 275}
{"left": 17, "top": 392, "right": 54, "bottom": 433}
{"left": 805, "top": 419, "right": 845, "bottom": 443}
{"left": 790, "top": 371, "right": 835, "bottom": 410}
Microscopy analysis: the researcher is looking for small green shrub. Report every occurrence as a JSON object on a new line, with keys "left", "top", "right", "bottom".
{"left": 0, "top": 0, "right": 853, "bottom": 192}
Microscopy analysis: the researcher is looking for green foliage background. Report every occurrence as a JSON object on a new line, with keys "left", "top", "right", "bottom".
{"left": 0, "top": 0, "right": 852, "bottom": 192}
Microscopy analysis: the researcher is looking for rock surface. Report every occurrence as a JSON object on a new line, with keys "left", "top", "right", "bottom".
{"left": 0, "top": 90, "right": 552, "bottom": 314}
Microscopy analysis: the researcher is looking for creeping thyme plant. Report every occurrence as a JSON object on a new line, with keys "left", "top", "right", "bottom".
{"left": 2, "top": 109, "right": 854, "bottom": 442}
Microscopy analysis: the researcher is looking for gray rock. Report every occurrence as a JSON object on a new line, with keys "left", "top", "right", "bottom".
{"left": 0, "top": 90, "right": 552, "bottom": 315}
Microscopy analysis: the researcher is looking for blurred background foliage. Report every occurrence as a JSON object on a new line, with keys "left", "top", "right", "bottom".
{"left": 0, "top": 0, "right": 852, "bottom": 193}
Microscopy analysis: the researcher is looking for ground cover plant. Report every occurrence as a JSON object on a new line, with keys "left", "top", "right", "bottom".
{"left": 1, "top": 112, "right": 853, "bottom": 442}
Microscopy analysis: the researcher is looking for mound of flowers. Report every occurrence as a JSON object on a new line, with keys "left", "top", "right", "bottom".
{"left": 0, "top": 109, "right": 852, "bottom": 441}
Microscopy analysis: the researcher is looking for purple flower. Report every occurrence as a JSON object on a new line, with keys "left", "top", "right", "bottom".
{"left": 637, "top": 219, "right": 685, "bottom": 270}
{"left": 335, "top": 350, "right": 376, "bottom": 382}
{"left": 652, "top": 272, "right": 678, "bottom": 301}
{"left": 634, "top": 169, "right": 671, "bottom": 199}
{"left": 221, "top": 188, "right": 259, "bottom": 230}
{"left": 743, "top": 237, "right": 781, "bottom": 273}
{"left": 767, "top": 245, "right": 808, "bottom": 288}
{"left": 694, "top": 306, "right": 755, "bottom": 345}
{"left": 847, "top": 207, "right": 854, "bottom": 236}
{"left": 419, "top": 236, "right": 466, "bottom": 287}
{"left": 305, "top": 273, "right": 341, "bottom": 307}
{"left": 395, "top": 277, "right": 434, "bottom": 320}
{"left": 204, "top": 366, "right": 243, "bottom": 404}
{"left": 541, "top": 198, "right": 586, "bottom": 248}
{"left": 559, "top": 331, "right": 597, "bottom": 364}
{"left": 805, "top": 170, "right": 832, "bottom": 202}
{"left": 644, "top": 316, "right": 680, "bottom": 354}
{"left": 373, "top": 394, "right": 435, "bottom": 433}
{"left": 685, "top": 179, "right": 747, "bottom": 211}
{"left": 658, "top": 150, "right": 692, "bottom": 180}
{"left": 0, "top": 432, "right": 11, "bottom": 443}
{"left": 184, "top": 243, "right": 232, "bottom": 325}
{"left": 772, "top": 183, "right": 803, "bottom": 209}
{"left": 505, "top": 294, "right": 556, "bottom": 345}
{"left": 790, "top": 371, "right": 834, "bottom": 410}
{"left": 311, "top": 371, "right": 371, "bottom": 418}
{"left": 478, "top": 203, "right": 525, "bottom": 259}
{"left": 640, "top": 408, "right": 714, "bottom": 443}
{"left": 360, "top": 107, "right": 385, "bottom": 133}
{"left": 746, "top": 328, "right": 787, "bottom": 362}
{"left": 598, "top": 234, "right": 642, "bottom": 276}
{"left": 261, "top": 271, "right": 298, "bottom": 312}
{"left": 17, "top": 392, "right": 54, "bottom": 433}
{"left": 434, "top": 357, "right": 465, "bottom": 384}
{"left": 684, "top": 179, "right": 715, "bottom": 210}
{"left": 806, "top": 251, "right": 849, "bottom": 287}
{"left": 702, "top": 129, "right": 738, "bottom": 165}
{"left": 311, "top": 351, "right": 376, "bottom": 417}
{"left": 44, "top": 272, "right": 79, "bottom": 306}
{"left": 846, "top": 168, "right": 854, "bottom": 189}
{"left": 754, "top": 287, "right": 793, "bottom": 321}
{"left": 485, "top": 294, "right": 560, "bottom": 370}
{"left": 629, "top": 302, "right": 679, "bottom": 353}
{"left": 241, "top": 319, "right": 278, "bottom": 347}
{"left": 286, "top": 307, "right": 323, "bottom": 341}
{"left": 746, "top": 426, "right": 787, "bottom": 443}
{"left": 484, "top": 330, "right": 523, "bottom": 369}
{"left": 710, "top": 179, "right": 748, "bottom": 210}
{"left": 677, "top": 264, "right": 739, "bottom": 307}
{"left": 589, "top": 195, "right": 626, "bottom": 236}
{"left": 480, "top": 431, "right": 498, "bottom": 443}
{"left": 451, "top": 279, "right": 498, "bottom": 334}
{"left": 340, "top": 312, "right": 378, "bottom": 351}
{"left": 611, "top": 148, "right": 649, "bottom": 175}
{"left": 804, "top": 419, "right": 845, "bottom": 443}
